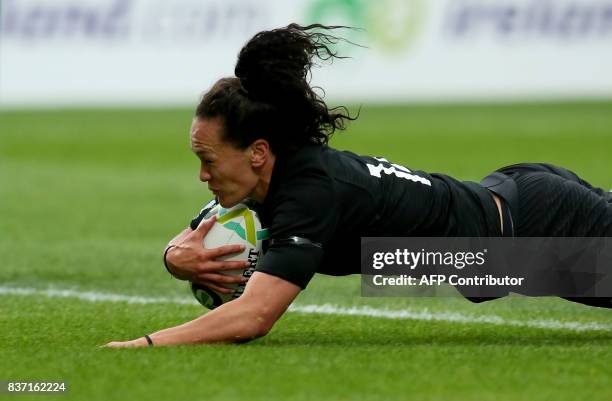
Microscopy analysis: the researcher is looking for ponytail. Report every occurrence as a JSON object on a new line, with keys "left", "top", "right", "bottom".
{"left": 196, "top": 24, "right": 358, "bottom": 154}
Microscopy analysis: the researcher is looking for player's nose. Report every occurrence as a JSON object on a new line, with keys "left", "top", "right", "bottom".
{"left": 199, "top": 169, "right": 211, "bottom": 182}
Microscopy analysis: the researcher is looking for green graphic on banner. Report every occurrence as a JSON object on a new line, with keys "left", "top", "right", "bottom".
{"left": 306, "top": 0, "right": 427, "bottom": 54}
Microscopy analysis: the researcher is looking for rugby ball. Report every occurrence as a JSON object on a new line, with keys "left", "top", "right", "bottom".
{"left": 190, "top": 200, "right": 268, "bottom": 309}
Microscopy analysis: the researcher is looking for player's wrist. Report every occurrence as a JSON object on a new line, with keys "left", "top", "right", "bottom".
{"left": 163, "top": 245, "right": 177, "bottom": 275}
{"left": 143, "top": 334, "right": 154, "bottom": 347}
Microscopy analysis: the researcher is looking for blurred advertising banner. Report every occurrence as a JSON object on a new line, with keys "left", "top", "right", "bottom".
{"left": 1, "top": 0, "right": 612, "bottom": 106}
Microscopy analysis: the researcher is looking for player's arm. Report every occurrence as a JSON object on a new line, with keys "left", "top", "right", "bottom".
{"left": 165, "top": 227, "right": 193, "bottom": 248}
{"left": 163, "top": 216, "right": 250, "bottom": 293}
{"left": 103, "top": 271, "right": 300, "bottom": 347}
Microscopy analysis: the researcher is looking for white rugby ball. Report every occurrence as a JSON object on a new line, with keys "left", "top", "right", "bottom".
{"left": 191, "top": 200, "right": 268, "bottom": 309}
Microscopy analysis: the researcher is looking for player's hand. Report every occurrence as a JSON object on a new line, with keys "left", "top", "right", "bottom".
{"left": 102, "top": 338, "right": 148, "bottom": 348}
{"left": 164, "top": 216, "right": 250, "bottom": 292}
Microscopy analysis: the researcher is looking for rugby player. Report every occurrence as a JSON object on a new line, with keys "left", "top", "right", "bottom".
{"left": 105, "top": 24, "right": 612, "bottom": 348}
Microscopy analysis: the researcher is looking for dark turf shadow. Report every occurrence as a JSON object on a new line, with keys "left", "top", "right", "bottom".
{"left": 255, "top": 326, "right": 612, "bottom": 347}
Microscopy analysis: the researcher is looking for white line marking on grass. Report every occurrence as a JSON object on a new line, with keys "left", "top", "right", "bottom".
{"left": 0, "top": 286, "right": 195, "bottom": 305}
{"left": 1, "top": 286, "right": 611, "bottom": 332}
{"left": 288, "top": 304, "right": 612, "bottom": 332}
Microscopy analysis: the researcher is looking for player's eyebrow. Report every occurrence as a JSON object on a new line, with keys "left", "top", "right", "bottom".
{"left": 193, "top": 147, "right": 216, "bottom": 158}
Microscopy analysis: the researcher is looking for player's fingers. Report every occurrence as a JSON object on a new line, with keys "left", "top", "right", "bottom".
{"left": 194, "top": 215, "right": 216, "bottom": 238}
{"left": 205, "top": 260, "right": 251, "bottom": 271}
{"left": 198, "top": 272, "right": 245, "bottom": 284}
{"left": 103, "top": 341, "right": 131, "bottom": 348}
{"left": 208, "top": 244, "right": 245, "bottom": 258}
{"left": 197, "top": 281, "right": 234, "bottom": 294}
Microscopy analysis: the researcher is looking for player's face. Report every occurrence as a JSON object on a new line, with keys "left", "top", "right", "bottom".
{"left": 190, "top": 117, "right": 259, "bottom": 207}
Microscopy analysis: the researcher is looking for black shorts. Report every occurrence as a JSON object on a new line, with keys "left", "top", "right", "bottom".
{"left": 476, "top": 163, "right": 612, "bottom": 308}
{"left": 485, "top": 163, "right": 612, "bottom": 237}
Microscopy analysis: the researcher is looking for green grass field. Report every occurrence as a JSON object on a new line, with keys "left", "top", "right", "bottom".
{"left": 2, "top": 102, "right": 612, "bottom": 401}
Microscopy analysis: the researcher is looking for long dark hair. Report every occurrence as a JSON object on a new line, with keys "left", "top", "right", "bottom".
{"left": 195, "top": 23, "right": 358, "bottom": 154}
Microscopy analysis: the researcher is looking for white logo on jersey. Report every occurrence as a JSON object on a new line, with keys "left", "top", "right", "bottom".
{"left": 366, "top": 158, "right": 431, "bottom": 186}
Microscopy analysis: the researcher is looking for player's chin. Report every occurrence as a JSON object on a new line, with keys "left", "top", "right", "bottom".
{"left": 216, "top": 193, "right": 244, "bottom": 208}
{"left": 216, "top": 196, "right": 233, "bottom": 208}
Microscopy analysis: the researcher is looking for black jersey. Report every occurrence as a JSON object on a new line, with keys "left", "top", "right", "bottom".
{"left": 191, "top": 144, "right": 501, "bottom": 289}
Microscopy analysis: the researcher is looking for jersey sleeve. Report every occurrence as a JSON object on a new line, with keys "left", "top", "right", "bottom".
{"left": 256, "top": 172, "right": 339, "bottom": 289}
